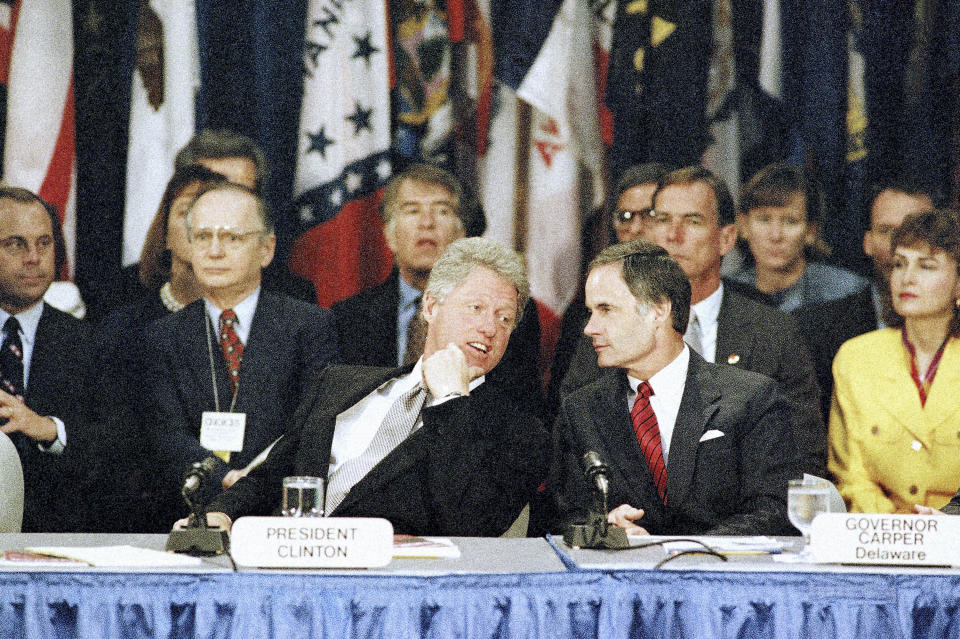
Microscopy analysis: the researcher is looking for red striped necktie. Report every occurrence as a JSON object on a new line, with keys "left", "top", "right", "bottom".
{"left": 632, "top": 381, "right": 667, "bottom": 503}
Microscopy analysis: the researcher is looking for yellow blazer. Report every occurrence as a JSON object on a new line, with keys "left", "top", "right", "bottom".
{"left": 828, "top": 329, "right": 960, "bottom": 513}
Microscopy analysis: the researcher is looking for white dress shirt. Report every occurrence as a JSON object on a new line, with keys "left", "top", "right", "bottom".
{"left": 626, "top": 345, "right": 690, "bottom": 463}
{"left": 204, "top": 287, "right": 261, "bottom": 346}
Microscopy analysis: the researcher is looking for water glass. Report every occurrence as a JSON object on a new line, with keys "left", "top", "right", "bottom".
{"left": 787, "top": 478, "right": 830, "bottom": 555}
{"left": 281, "top": 476, "right": 325, "bottom": 517}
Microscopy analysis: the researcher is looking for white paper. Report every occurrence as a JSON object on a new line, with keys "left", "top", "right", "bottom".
{"left": 26, "top": 545, "right": 202, "bottom": 567}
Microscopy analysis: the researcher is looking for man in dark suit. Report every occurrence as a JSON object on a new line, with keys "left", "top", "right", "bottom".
{"left": 0, "top": 186, "right": 88, "bottom": 532}
{"left": 559, "top": 166, "right": 824, "bottom": 475}
{"left": 332, "top": 164, "right": 542, "bottom": 415}
{"left": 795, "top": 180, "right": 935, "bottom": 419}
{"left": 147, "top": 182, "right": 337, "bottom": 529}
{"left": 195, "top": 238, "right": 548, "bottom": 536}
{"left": 553, "top": 240, "right": 796, "bottom": 535}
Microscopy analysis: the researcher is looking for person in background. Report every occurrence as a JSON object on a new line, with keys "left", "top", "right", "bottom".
{"left": 0, "top": 186, "right": 89, "bottom": 532}
{"left": 732, "top": 163, "right": 867, "bottom": 313}
{"left": 830, "top": 210, "right": 960, "bottom": 513}
{"left": 795, "top": 179, "right": 936, "bottom": 420}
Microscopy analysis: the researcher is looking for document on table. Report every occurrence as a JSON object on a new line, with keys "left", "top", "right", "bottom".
{"left": 656, "top": 536, "right": 785, "bottom": 555}
{"left": 25, "top": 545, "right": 203, "bottom": 567}
{"left": 392, "top": 535, "right": 461, "bottom": 559}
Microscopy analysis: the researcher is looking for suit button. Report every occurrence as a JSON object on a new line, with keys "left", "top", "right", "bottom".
{"left": 909, "top": 485, "right": 918, "bottom": 495}
{"left": 911, "top": 440, "right": 923, "bottom": 451}
{"left": 870, "top": 425, "right": 879, "bottom": 435}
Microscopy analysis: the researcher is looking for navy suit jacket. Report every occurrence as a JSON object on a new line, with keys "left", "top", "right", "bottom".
{"left": 559, "top": 288, "right": 825, "bottom": 476}
{"left": 147, "top": 292, "right": 337, "bottom": 525}
{"left": 209, "top": 364, "right": 550, "bottom": 536}
{"left": 553, "top": 351, "right": 797, "bottom": 535}
{"left": 14, "top": 303, "right": 89, "bottom": 532}
{"left": 332, "top": 270, "right": 545, "bottom": 416}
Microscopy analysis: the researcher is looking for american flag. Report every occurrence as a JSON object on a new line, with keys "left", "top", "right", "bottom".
{"left": 0, "top": 0, "right": 75, "bottom": 278}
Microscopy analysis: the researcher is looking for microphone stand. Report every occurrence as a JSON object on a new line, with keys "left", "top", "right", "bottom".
{"left": 563, "top": 455, "right": 629, "bottom": 549}
{"left": 166, "top": 467, "right": 230, "bottom": 556}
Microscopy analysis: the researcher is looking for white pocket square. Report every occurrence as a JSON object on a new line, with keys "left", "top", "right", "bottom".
{"left": 699, "top": 430, "right": 725, "bottom": 442}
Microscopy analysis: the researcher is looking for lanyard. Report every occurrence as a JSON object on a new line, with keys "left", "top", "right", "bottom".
{"left": 203, "top": 312, "right": 239, "bottom": 413}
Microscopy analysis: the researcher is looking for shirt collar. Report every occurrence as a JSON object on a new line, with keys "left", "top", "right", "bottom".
{"left": 691, "top": 281, "right": 723, "bottom": 329}
{"left": 398, "top": 274, "right": 422, "bottom": 310}
{"left": 205, "top": 287, "right": 260, "bottom": 339}
{"left": 628, "top": 344, "right": 690, "bottom": 398}
{"left": 0, "top": 300, "right": 44, "bottom": 347}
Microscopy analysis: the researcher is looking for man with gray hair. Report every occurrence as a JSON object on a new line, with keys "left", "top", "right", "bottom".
{"left": 552, "top": 239, "right": 796, "bottom": 535}
{"left": 148, "top": 182, "right": 338, "bottom": 529}
{"left": 196, "top": 237, "right": 549, "bottom": 536}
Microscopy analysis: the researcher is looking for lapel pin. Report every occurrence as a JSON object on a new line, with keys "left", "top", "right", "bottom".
{"left": 727, "top": 353, "right": 740, "bottom": 365}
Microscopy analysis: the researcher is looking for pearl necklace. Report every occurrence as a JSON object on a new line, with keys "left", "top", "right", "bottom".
{"left": 159, "top": 281, "right": 185, "bottom": 312}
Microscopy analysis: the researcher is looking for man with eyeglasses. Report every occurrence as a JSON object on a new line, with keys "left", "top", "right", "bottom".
{"left": 0, "top": 186, "right": 89, "bottom": 531}
{"left": 144, "top": 182, "right": 338, "bottom": 528}
{"left": 332, "top": 163, "right": 543, "bottom": 416}
{"left": 558, "top": 166, "right": 825, "bottom": 477}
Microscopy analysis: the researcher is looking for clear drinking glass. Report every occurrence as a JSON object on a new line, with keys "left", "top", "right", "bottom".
{"left": 787, "top": 478, "right": 830, "bottom": 558}
{"left": 281, "top": 476, "right": 325, "bottom": 517}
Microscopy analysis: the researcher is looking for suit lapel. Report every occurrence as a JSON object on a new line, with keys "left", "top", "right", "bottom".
{"left": 667, "top": 354, "right": 720, "bottom": 506}
{"left": 908, "top": 339, "right": 960, "bottom": 437}
{"left": 590, "top": 370, "right": 659, "bottom": 505}
{"left": 234, "top": 293, "right": 278, "bottom": 412}
{"left": 715, "top": 290, "right": 756, "bottom": 367}
{"left": 179, "top": 302, "right": 228, "bottom": 408}
{"left": 367, "top": 273, "right": 402, "bottom": 366}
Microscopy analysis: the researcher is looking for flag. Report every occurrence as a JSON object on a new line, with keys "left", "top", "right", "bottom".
{"left": 0, "top": 0, "right": 75, "bottom": 277}
{"left": 478, "top": 0, "right": 605, "bottom": 315}
{"left": 290, "top": 0, "right": 393, "bottom": 308}
{"left": 390, "top": 0, "right": 455, "bottom": 168}
{"left": 122, "top": 0, "right": 199, "bottom": 267}
{"left": 605, "top": 0, "right": 712, "bottom": 177}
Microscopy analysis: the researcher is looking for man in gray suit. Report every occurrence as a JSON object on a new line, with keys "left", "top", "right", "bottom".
{"left": 553, "top": 240, "right": 796, "bottom": 535}
{"left": 560, "top": 166, "right": 824, "bottom": 476}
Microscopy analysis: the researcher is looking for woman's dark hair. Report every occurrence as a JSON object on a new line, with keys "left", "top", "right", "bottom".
{"left": 138, "top": 165, "right": 228, "bottom": 290}
{"left": 886, "top": 209, "right": 960, "bottom": 336}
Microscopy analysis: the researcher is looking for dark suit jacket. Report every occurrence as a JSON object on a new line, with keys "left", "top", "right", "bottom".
{"left": 794, "top": 284, "right": 879, "bottom": 421}
{"left": 209, "top": 364, "right": 550, "bottom": 536}
{"left": 147, "top": 291, "right": 338, "bottom": 526}
{"left": 332, "top": 270, "right": 544, "bottom": 416}
{"left": 559, "top": 287, "right": 825, "bottom": 476}
{"left": 553, "top": 352, "right": 797, "bottom": 535}
{"left": 14, "top": 303, "right": 89, "bottom": 532}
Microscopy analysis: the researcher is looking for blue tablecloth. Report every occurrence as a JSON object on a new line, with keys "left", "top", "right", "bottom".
{"left": 3, "top": 567, "right": 960, "bottom": 639}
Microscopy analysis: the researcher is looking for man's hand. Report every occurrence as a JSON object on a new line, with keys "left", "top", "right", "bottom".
{"left": 222, "top": 468, "right": 247, "bottom": 490}
{"left": 173, "top": 511, "right": 233, "bottom": 532}
{"left": 607, "top": 504, "right": 650, "bottom": 535}
{"left": 0, "top": 389, "right": 57, "bottom": 442}
{"left": 421, "top": 343, "right": 479, "bottom": 397}
{"left": 914, "top": 504, "right": 946, "bottom": 515}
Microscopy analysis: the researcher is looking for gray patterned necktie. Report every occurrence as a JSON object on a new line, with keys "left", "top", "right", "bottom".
{"left": 325, "top": 382, "right": 429, "bottom": 514}
{"left": 684, "top": 310, "right": 704, "bottom": 356}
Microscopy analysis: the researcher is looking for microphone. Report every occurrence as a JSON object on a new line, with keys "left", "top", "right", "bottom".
{"left": 581, "top": 450, "right": 610, "bottom": 497}
{"left": 183, "top": 456, "right": 220, "bottom": 495}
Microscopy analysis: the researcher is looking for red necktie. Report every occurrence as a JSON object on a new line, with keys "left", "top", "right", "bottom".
{"left": 632, "top": 381, "right": 667, "bottom": 503}
{"left": 219, "top": 310, "right": 244, "bottom": 396}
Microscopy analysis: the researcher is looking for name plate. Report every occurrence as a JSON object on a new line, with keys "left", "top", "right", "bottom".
{"left": 810, "top": 513, "right": 960, "bottom": 566}
{"left": 231, "top": 517, "right": 394, "bottom": 568}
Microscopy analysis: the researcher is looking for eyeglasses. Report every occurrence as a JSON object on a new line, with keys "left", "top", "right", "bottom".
{"left": 189, "top": 228, "right": 265, "bottom": 250}
{"left": 0, "top": 235, "right": 54, "bottom": 257}
{"left": 613, "top": 208, "right": 652, "bottom": 226}
{"left": 644, "top": 210, "right": 710, "bottom": 229}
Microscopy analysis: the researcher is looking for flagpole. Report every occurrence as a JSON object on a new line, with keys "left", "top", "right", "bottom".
{"left": 512, "top": 99, "right": 531, "bottom": 254}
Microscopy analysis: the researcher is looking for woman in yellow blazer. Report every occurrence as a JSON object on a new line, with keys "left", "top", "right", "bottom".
{"left": 829, "top": 209, "right": 960, "bottom": 513}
